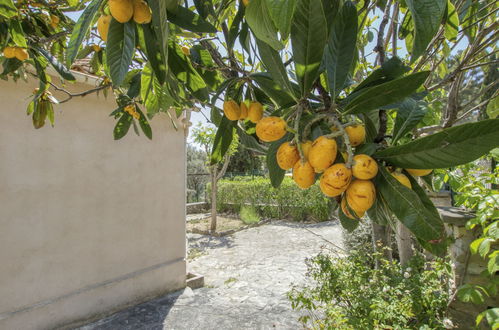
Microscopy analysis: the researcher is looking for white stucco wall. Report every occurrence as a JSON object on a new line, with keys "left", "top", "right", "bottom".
{"left": 0, "top": 73, "right": 186, "bottom": 329}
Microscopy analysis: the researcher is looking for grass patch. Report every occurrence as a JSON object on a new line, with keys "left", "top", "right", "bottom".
{"left": 239, "top": 205, "right": 261, "bottom": 225}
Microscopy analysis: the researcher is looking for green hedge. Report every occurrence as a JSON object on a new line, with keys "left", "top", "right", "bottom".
{"left": 215, "top": 176, "right": 333, "bottom": 221}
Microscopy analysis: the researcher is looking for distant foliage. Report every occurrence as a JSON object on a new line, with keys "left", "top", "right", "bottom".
{"left": 216, "top": 177, "right": 333, "bottom": 222}
{"left": 289, "top": 251, "right": 453, "bottom": 329}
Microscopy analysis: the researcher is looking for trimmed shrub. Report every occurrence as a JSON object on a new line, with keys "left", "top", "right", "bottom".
{"left": 216, "top": 176, "right": 333, "bottom": 221}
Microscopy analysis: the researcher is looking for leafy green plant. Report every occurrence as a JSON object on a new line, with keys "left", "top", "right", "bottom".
{"left": 239, "top": 205, "right": 260, "bottom": 225}
{"left": 289, "top": 251, "right": 453, "bottom": 329}
{"left": 216, "top": 176, "right": 333, "bottom": 222}
{"left": 436, "top": 159, "right": 499, "bottom": 329}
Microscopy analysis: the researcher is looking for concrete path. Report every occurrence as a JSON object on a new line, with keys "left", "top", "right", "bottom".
{"left": 78, "top": 220, "right": 344, "bottom": 330}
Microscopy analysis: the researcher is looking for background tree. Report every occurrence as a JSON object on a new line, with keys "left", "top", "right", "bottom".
{"left": 186, "top": 144, "right": 209, "bottom": 202}
{"left": 225, "top": 144, "right": 264, "bottom": 175}
{"left": 191, "top": 123, "right": 238, "bottom": 232}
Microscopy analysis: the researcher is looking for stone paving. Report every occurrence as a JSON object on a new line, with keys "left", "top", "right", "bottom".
{"left": 78, "top": 220, "right": 344, "bottom": 330}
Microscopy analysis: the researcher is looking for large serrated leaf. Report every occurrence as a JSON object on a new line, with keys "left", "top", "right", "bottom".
{"left": 342, "top": 71, "right": 429, "bottom": 115}
{"left": 246, "top": 0, "right": 283, "bottom": 50}
{"left": 35, "top": 47, "right": 76, "bottom": 81}
{"left": 291, "top": 0, "right": 327, "bottom": 96}
{"left": 168, "top": 6, "right": 217, "bottom": 33}
{"left": 256, "top": 39, "right": 295, "bottom": 99}
{"left": 352, "top": 56, "right": 410, "bottom": 93}
{"left": 250, "top": 73, "right": 296, "bottom": 107}
{"left": 106, "top": 20, "right": 135, "bottom": 86}
{"left": 406, "top": 0, "right": 446, "bottom": 61}
{"left": 150, "top": 0, "right": 169, "bottom": 76}
{"left": 237, "top": 126, "right": 267, "bottom": 154}
{"left": 324, "top": 1, "right": 357, "bottom": 97}
{"left": 66, "top": 0, "right": 102, "bottom": 66}
{"left": 374, "top": 119, "right": 499, "bottom": 169}
{"left": 268, "top": 0, "right": 297, "bottom": 40}
{"left": 114, "top": 112, "right": 133, "bottom": 140}
{"left": 141, "top": 24, "right": 166, "bottom": 85}
{"left": 375, "top": 167, "right": 446, "bottom": 255}
{"left": 211, "top": 116, "right": 236, "bottom": 164}
{"left": 392, "top": 98, "right": 426, "bottom": 144}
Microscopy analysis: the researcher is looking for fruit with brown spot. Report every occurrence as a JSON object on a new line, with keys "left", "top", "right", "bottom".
{"left": 255, "top": 117, "right": 287, "bottom": 142}
{"left": 293, "top": 161, "right": 315, "bottom": 189}
{"left": 352, "top": 154, "right": 378, "bottom": 180}
{"left": 345, "top": 124, "right": 366, "bottom": 147}
{"left": 276, "top": 142, "right": 300, "bottom": 170}
{"left": 341, "top": 198, "right": 364, "bottom": 219}
{"left": 319, "top": 163, "right": 352, "bottom": 197}
{"left": 308, "top": 136, "right": 337, "bottom": 173}
{"left": 346, "top": 179, "right": 376, "bottom": 213}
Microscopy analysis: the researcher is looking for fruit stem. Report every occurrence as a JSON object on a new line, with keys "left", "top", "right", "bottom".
{"left": 330, "top": 116, "right": 354, "bottom": 169}
{"left": 294, "top": 104, "right": 305, "bottom": 162}
{"left": 302, "top": 113, "right": 329, "bottom": 139}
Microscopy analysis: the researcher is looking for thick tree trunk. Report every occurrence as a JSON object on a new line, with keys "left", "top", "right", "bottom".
{"left": 396, "top": 222, "right": 414, "bottom": 265}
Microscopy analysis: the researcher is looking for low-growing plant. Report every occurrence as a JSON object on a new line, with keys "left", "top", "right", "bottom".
{"left": 289, "top": 251, "right": 453, "bottom": 329}
{"left": 239, "top": 205, "right": 260, "bottom": 225}
{"left": 215, "top": 176, "right": 333, "bottom": 222}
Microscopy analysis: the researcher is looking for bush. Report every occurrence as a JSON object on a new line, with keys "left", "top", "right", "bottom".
{"left": 216, "top": 176, "right": 333, "bottom": 221}
{"left": 289, "top": 251, "right": 453, "bottom": 329}
{"left": 239, "top": 205, "right": 260, "bottom": 225}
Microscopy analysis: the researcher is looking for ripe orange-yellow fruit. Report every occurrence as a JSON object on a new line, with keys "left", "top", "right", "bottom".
{"left": 248, "top": 101, "right": 264, "bottom": 123}
{"left": 3, "top": 46, "right": 16, "bottom": 58}
{"left": 97, "top": 15, "right": 111, "bottom": 42}
{"left": 345, "top": 124, "right": 366, "bottom": 147}
{"left": 242, "top": 0, "right": 250, "bottom": 6}
{"left": 406, "top": 169, "right": 432, "bottom": 177}
{"left": 346, "top": 179, "right": 376, "bottom": 213}
{"left": 392, "top": 172, "right": 412, "bottom": 189}
{"left": 321, "top": 163, "right": 352, "bottom": 196}
{"left": 15, "top": 48, "right": 29, "bottom": 61}
{"left": 341, "top": 198, "right": 364, "bottom": 219}
{"left": 109, "top": 0, "right": 134, "bottom": 23}
{"left": 293, "top": 161, "right": 315, "bottom": 189}
{"left": 181, "top": 46, "right": 190, "bottom": 56}
{"left": 132, "top": 0, "right": 152, "bottom": 24}
{"left": 277, "top": 142, "right": 300, "bottom": 170}
{"left": 352, "top": 154, "right": 378, "bottom": 180}
{"left": 301, "top": 140, "right": 313, "bottom": 160}
{"left": 50, "top": 15, "right": 60, "bottom": 28}
{"left": 239, "top": 101, "right": 248, "bottom": 120}
{"left": 223, "top": 100, "right": 241, "bottom": 121}
{"left": 308, "top": 136, "right": 337, "bottom": 173}
{"left": 92, "top": 44, "right": 102, "bottom": 52}
{"left": 255, "top": 116, "right": 287, "bottom": 142}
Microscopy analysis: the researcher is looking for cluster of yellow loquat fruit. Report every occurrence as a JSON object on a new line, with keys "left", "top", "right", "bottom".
{"left": 97, "top": 0, "right": 151, "bottom": 42}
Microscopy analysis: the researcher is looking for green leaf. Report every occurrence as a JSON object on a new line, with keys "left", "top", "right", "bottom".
{"left": 246, "top": 0, "right": 283, "bottom": 50}
{"left": 136, "top": 107, "right": 152, "bottom": 139}
{"left": 150, "top": 0, "right": 169, "bottom": 78}
{"left": 114, "top": 112, "right": 133, "bottom": 140}
{"left": 0, "top": 0, "right": 17, "bottom": 18}
{"left": 66, "top": 0, "right": 102, "bottom": 66}
{"left": 324, "top": 1, "right": 357, "bottom": 97}
{"left": 127, "top": 71, "right": 141, "bottom": 98}
{"left": 141, "top": 24, "right": 166, "bottom": 85}
{"left": 374, "top": 119, "right": 499, "bottom": 169}
{"left": 362, "top": 111, "right": 380, "bottom": 143}
{"left": 1, "top": 57, "right": 22, "bottom": 75}
{"left": 457, "top": 284, "right": 486, "bottom": 304}
{"left": 444, "top": 0, "right": 459, "bottom": 42}
{"left": 237, "top": 126, "right": 267, "bottom": 154}
{"left": 338, "top": 208, "right": 360, "bottom": 232}
{"left": 392, "top": 98, "right": 426, "bottom": 144}
{"left": 167, "top": 6, "right": 217, "bottom": 33}
{"left": 211, "top": 116, "right": 236, "bottom": 164}
{"left": 291, "top": 0, "right": 327, "bottom": 96}
{"left": 268, "top": 0, "right": 297, "bottom": 40}
{"left": 106, "top": 20, "right": 136, "bottom": 86}
{"left": 374, "top": 166, "right": 446, "bottom": 255}
{"left": 484, "top": 308, "right": 499, "bottom": 329}
{"left": 342, "top": 71, "right": 430, "bottom": 115}
{"left": 486, "top": 95, "right": 499, "bottom": 119}
{"left": 352, "top": 57, "right": 410, "bottom": 93}
{"left": 168, "top": 43, "right": 209, "bottom": 101}
{"left": 406, "top": 0, "right": 446, "bottom": 61}
{"left": 35, "top": 47, "right": 76, "bottom": 81}
{"left": 9, "top": 20, "right": 27, "bottom": 48}
{"left": 266, "top": 134, "right": 291, "bottom": 188}
{"left": 256, "top": 39, "right": 295, "bottom": 98}
{"left": 488, "top": 253, "right": 499, "bottom": 276}
{"left": 250, "top": 73, "right": 296, "bottom": 107}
